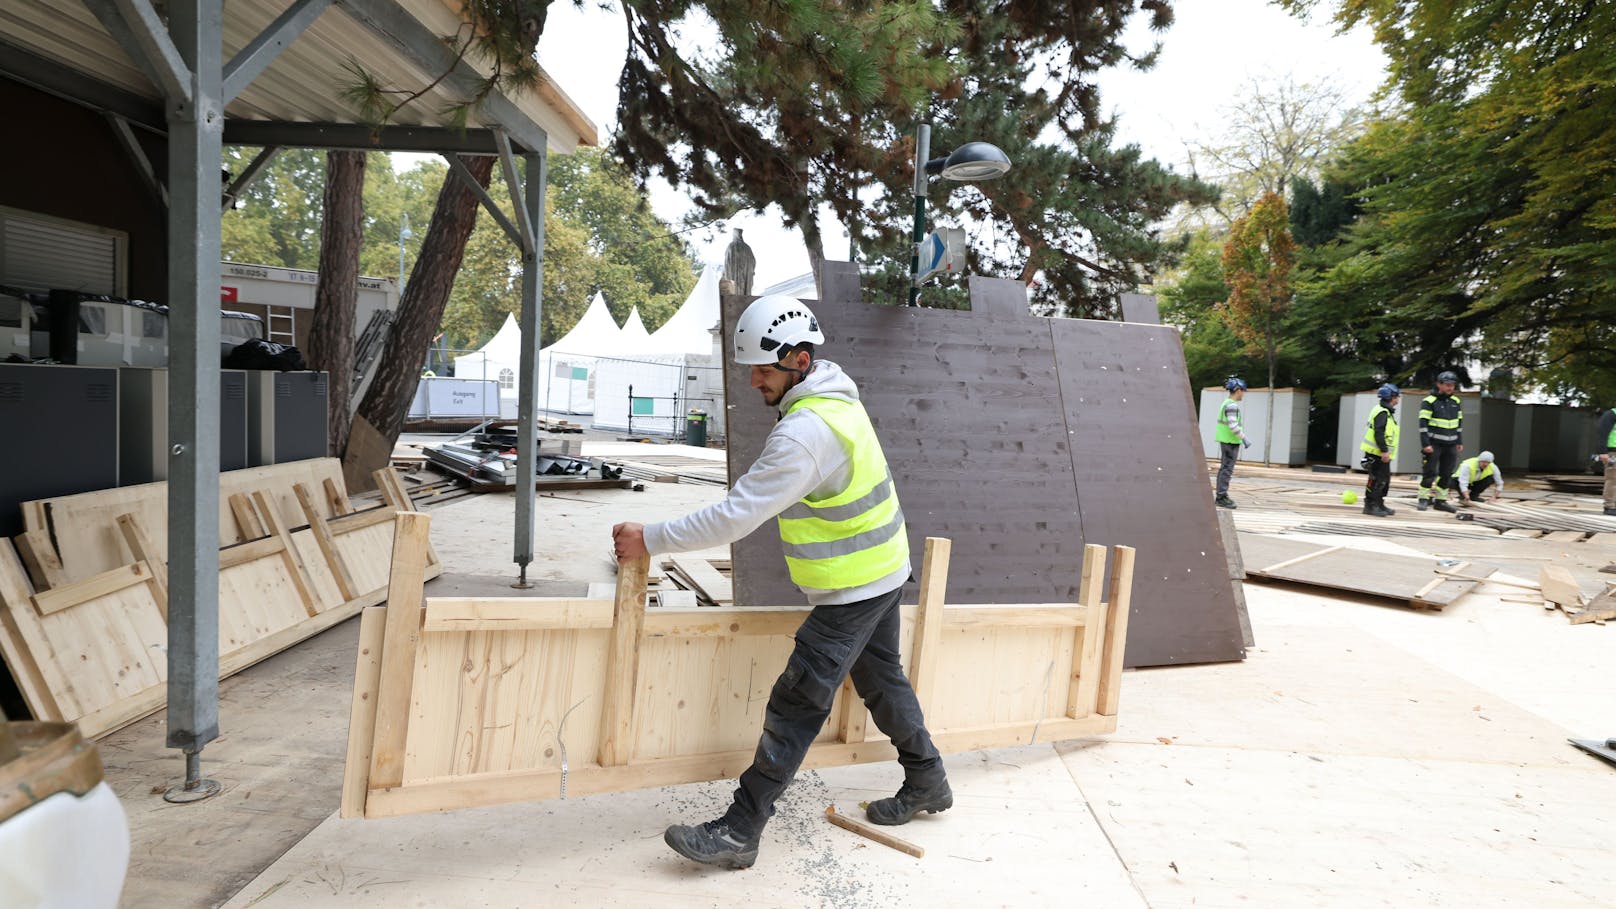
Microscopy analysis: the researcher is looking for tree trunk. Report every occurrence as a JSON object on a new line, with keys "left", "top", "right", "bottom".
{"left": 307, "top": 150, "right": 366, "bottom": 455}
{"left": 343, "top": 155, "right": 495, "bottom": 490}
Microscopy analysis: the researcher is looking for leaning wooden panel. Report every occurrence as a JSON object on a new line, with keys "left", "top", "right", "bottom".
{"left": 20, "top": 458, "right": 347, "bottom": 584}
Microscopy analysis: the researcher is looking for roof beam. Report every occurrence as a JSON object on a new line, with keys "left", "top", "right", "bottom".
{"left": 222, "top": 146, "right": 281, "bottom": 212}
{"left": 81, "top": 0, "right": 194, "bottom": 106}
{"left": 223, "top": 0, "right": 334, "bottom": 104}
{"left": 337, "top": 0, "right": 550, "bottom": 155}
{"left": 105, "top": 112, "right": 168, "bottom": 209}
{"left": 0, "top": 38, "right": 166, "bottom": 131}
{"left": 221, "top": 120, "right": 507, "bottom": 153}
{"left": 494, "top": 129, "right": 536, "bottom": 254}
{"left": 444, "top": 154, "right": 530, "bottom": 255}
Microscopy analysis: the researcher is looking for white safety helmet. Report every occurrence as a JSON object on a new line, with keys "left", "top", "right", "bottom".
{"left": 732, "top": 294, "right": 825, "bottom": 366}
{"left": 1478, "top": 451, "right": 1495, "bottom": 463}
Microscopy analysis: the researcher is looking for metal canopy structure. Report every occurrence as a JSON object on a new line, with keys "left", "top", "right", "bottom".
{"left": 0, "top": 0, "right": 596, "bottom": 793}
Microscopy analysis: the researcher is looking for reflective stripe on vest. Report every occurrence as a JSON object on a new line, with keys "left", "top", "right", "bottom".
{"left": 777, "top": 396, "right": 910, "bottom": 590}
{"left": 1361, "top": 404, "right": 1399, "bottom": 457}
{"left": 1215, "top": 398, "right": 1242, "bottom": 444}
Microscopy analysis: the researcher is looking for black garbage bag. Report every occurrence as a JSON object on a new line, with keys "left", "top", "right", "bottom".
{"left": 224, "top": 338, "right": 307, "bottom": 371}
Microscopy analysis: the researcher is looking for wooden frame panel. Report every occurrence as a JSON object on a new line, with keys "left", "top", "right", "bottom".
{"left": 0, "top": 468, "right": 441, "bottom": 737}
{"left": 345, "top": 529, "right": 1138, "bottom": 819}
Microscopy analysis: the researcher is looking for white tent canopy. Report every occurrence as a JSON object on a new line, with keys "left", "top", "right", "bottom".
{"left": 452, "top": 313, "right": 522, "bottom": 416}
{"left": 647, "top": 265, "right": 722, "bottom": 355}
{"left": 539, "top": 292, "right": 624, "bottom": 414}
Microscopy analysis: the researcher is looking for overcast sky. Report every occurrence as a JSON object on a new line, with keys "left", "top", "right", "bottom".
{"left": 531, "top": 1, "right": 1390, "bottom": 293}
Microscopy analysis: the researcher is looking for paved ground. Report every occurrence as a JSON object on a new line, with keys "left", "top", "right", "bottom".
{"left": 100, "top": 455, "right": 1616, "bottom": 908}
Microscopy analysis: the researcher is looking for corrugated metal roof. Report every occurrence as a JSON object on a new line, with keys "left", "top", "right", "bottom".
{"left": 0, "top": 0, "right": 596, "bottom": 152}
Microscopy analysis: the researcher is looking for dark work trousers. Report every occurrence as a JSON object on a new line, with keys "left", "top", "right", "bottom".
{"left": 1419, "top": 443, "right": 1460, "bottom": 500}
{"left": 1216, "top": 442, "right": 1240, "bottom": 497}
{"left": 722, "top": 585, "right": 943, "bottom": 838}
{"left": 1363, "top": 455, "right": 1391, "bottom": 505}
{"left": 1466, "top": 474, "right": 1495, "bottom": 501}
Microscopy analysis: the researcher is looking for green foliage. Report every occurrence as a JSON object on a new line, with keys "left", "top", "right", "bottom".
{"left": 1285, "top": 1, "right": 1616, "bottom": 401}
{"left": 220, "top": 146, "right": 695, "bottom": 355}
{"left": 610, "top": 1, "right": 1212, "bottom": 312}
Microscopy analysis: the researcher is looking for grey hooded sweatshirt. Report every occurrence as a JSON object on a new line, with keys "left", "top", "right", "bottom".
{"left": 641, "top": 359, "right": 911, "bottom": 606}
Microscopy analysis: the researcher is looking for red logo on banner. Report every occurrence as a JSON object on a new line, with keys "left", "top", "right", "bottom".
{"left": 221, "top": 286, "right": 238, "bottom": 303}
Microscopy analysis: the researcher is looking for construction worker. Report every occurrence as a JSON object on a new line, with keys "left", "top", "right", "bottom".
{"left": 1455, "top": 451, "right": 1502, "bottom": 505}
{"left": 1416, "top": 371, "right": 1463, "bottom": 513}
{"left": 1214, "top": 377, "right": 1253, "bottom": 509}
{"left": 1360, "top": 384, "right": 1400, "bottom": 517}
{"left": 611, "top": 295, "right": 947, "bottom": 870}
{"left": 1598, "top": 405, "right": 1616, "bottom": 516}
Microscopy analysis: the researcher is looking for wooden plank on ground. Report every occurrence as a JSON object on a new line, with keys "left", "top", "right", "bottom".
{"left": 670, "top": 556, "right": 732, "bottom": 604}
{"left": 1539, "top": 565, "right": 1584, "bottom": 608}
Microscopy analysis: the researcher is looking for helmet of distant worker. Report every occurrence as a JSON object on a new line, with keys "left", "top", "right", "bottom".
{"left": 733, "top": 295, "right": 825, "bottom": 367}
{"left": 1378, "top": 383, "right": 1400, "bottom": 402}
{"left": 1224, "top": 377, "right": 1247, "bottom": 393}
{"left": 1435, "top": 370, "right": 1458, "bottom": 394}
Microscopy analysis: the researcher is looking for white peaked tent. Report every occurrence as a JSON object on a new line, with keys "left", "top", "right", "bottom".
{"left": 647, "top": 265, "right": 722, "bottom": 355}
{"left": 620, "top": 305, "right": 653, "bottom": 353}
{"left": 453, "top": 313, "right": 523, "bottom": 417}
{"left": 592, "top": 269, "right": 722, "bottom": 435}
{"left": 539, "top": 291, "right": 624, "bottom": 414}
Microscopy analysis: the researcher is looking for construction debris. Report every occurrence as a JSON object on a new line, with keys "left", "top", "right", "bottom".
{"left": 825, "top": 805, "right": 924, "bottom": 858}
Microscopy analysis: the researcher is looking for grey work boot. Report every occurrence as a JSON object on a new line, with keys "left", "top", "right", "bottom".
{"left": 664, "top": 818, "right": 760, "bottom": 869}
{"left": 1416, "top": 499, "right": 1430, "bottom": 511}
{"left": 1432, "top": 500, "right": 1458, "bottom": 514}
{"left": 866, "top": 778, "right": 953, "bottom": 826}
{"left": 1215, "top": 495, "right": 1238, "bottom": 509}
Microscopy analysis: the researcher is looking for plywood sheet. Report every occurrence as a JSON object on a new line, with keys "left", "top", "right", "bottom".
{"left": 721, "top": 266, "right": 1244, "bottom": 666}
{"left": 1239, "top": 533, "right": 1482, "bottom": 609}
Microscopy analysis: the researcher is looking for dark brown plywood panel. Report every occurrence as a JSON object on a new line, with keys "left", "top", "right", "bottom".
{"left": 1048, "top": 317, "right": 1246, "bottom": 665}
{"left": 721, "top": 264, "right": 1245, "bottom": 666}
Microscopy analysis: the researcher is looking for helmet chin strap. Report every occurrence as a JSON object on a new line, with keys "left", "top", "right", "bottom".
{"left": 770, "top": 351, "right": 812, "bottom": 380}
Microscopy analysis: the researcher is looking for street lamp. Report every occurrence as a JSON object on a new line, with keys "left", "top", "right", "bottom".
{"left": 397, "top": 212, "right": 413, "bottom": 294}
{"left": 909, "top": 124, "right": 1012, "bottom": 306}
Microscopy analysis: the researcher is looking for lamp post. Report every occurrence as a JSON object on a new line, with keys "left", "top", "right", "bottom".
{"left": 908, "top": 124, "right": 1012, "bottom": 306}
{"left": 397, "top": 212, "right": 412, "bottom": 294}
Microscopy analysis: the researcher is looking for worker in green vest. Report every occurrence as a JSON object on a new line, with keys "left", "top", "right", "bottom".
{"left": 612, "top": 295, "right": 945, "bottom": 870}
{"left": 1455, "top": 451, "right": 1502, "bottom": 505}
{"left": 1360, "top": 383, "right": 1401, "bottom": 517}
{"left": 1598, "top": 405, "right": 1616, "bottom": 516}
{"left": 1214, "top": 377, "right": 1252, "bottom": 509}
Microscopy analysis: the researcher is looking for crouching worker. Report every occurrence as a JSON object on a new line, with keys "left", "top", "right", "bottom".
{"left": 611, "top": 295, "right": 948, "bottom": 870}
{"left": 1456, "top": 451, "right": 1503, "bottom": 505}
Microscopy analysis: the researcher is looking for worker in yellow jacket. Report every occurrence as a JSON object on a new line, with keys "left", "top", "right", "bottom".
{"left": 1360, "top": 384, "right": 1401, "bottom": 517}
{"left": 612, "top": 295, "right": 945, "bottom": 870}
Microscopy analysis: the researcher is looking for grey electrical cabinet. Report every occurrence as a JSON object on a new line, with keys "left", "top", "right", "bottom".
{"left": 247, "top": 370, "right": 329, "bottom": 466}
{"left": 0, "top": 363, "right": 119, "bottom": 538}
{"left": 119, "top": 368, "right": 249, "bottom": 484}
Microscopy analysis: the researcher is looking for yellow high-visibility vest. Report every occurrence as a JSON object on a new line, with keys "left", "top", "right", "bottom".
{"left": 1362, "top": 404, "right": 1399, "bottom": 458}
{"left": 776, "top": 396, "right": 909, "bottom": 590}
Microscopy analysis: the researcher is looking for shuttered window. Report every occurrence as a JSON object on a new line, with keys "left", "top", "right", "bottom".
{"left": 0, "top": 207, "right": 126, "bottom": 296}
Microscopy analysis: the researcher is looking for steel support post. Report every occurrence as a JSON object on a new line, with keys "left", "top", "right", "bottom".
{"left": 162, "top": 0, "right": 223, "bottom": 801}
{"left": 512, "top": 148, "right": 548, "bottom": 585}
